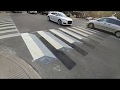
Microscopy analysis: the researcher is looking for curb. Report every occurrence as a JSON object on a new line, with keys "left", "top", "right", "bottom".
{"left": 0, "top": 52, "right": 42, "bottom": 79}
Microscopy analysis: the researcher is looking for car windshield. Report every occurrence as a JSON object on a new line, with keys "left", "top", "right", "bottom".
{"left": 58, "top": 12, "right": 67, "bottom": 17}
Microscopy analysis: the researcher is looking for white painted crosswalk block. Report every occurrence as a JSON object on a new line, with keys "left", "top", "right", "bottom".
{"left": 21, "top": 33, "right": 45, "bottom": 61}
{"left": 66, "top": 27, "right": 89, "bottom": 37}
{"left": 72, "top": 27, "right": 93, "bottom": 35}
{"left": 76, "top": 26, "right": 107, "bottom": 39}
{"left": 49, "top": 29, "right": 89, "bottom": 56}
{"left": 37, "top": 31, "right": 64, "bottom": 50}
{"left": 29, "top": 34, "right": 56, "bottom": 59}
{"left": 50, "top": 29, "right": 75, "bottom": 44}
{"left": 58, "top": 28, "right": 83, "bottom": 40}
{"left": 77, "top": 26, "right": 98, "bottom": 33}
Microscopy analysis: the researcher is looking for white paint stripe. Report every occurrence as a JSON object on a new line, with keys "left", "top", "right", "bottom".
{"left": 77, "top": 26, "right": 97, "bottom": 33}
{"left": 21, "top": 33, "right": 44, "bottom": 61}
{"left": 0, "top": 24, "right": 15, "bottom": 27}
{"left": 50, "top": 29, "right": 75, "bottom": 44}
{"left": 29, "top": 34, "right": 56, "bottom": 59}
{"left": 37, "top": 31, "right": 63, "bottom": 50}
{"left": 0, "top": 18, "right": 13, "bottom": 21}
{"left": 0, "top": 21, "right": 13, "bottom": 23}
{"left": 58, "top": 28, "right": 83, "bottom": 40}
{"left": 0, "top": 16, "right": 11, "bottom": 19}
{"left": 66, "top": 27, "right": 89, "bottom": 37}
{"left": 72, "top": 27, "right": 93, "bottom": 35}
{"left": 0, "top": 22, "right": 14, "bottom": 24}
{"left": 0, "top": 20, "right": 13, "bottom": 22}
{"left": 0, "top": 18, "right": 12, "bottom": 20}
{"left": 0, "top": 17, "right": 11, "bottom": 20}
{"left": 0, "top": 26, "right": 16, "bottom": 30}
{"left": 0, "top": 29, "right": 17, "bottom": 34}
{"left": 0, "top": 33, "right": 20, "bottom": 39}
{"left": 0, "top": 19, "right": 12, "bottom": 21}
{"left": 0, "top": 17, "right": 12, "bottom": 19}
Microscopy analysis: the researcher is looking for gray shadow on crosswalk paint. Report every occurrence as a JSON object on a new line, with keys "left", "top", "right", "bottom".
{"left": 35, "top": 56, "right": 57, "bottom": 64}
{"left": 59, "top": 47, "right": 73, "bottom": 53}
{"left": 34, "top": 32, "right": 76, "bottom": 70}
{"left": 29, "top": 33, "right": 57, "bottom": 59}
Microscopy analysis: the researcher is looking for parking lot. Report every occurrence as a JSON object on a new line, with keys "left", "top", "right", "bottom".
{"left": 0, "top": 11, "right": 120, "bottom": 78}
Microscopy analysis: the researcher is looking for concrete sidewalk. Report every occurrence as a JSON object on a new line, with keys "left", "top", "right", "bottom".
{"left": 0, "top": 45, "right": 42, "bottom": 79}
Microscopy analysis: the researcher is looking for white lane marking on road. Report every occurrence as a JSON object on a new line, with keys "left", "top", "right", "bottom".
{"left": 0, "top": 17, "right": 11, "bottom": 20}
{"left": 0, "top": 29, "right": 17, "bottom": 34}
{"left": 0, "top": 23, "right": 15, "bottom": 27}
{"left": 0, "top": 26, "right": 16, "bottom": 30}
{"left": 0, "top": 19, "right": 12, "bottom": 21}
{"left": 0, "top": 33, "right": 20, "bottom": 39}
{"left": 50, "top": 29, "right": 75, "bottom": 44}
{"left": 72, "top": 27, "right": 93, "bottom": 35}
{"left": 53, "top": 65, "right": 60, "bottom": 71}
{"left": 37, "top": 31, "right": 63, "bottom": 50}
{"left": 0, "top": 22, "right": 13, "bottom": 25}
{"left": 66, "top": 27, "right": 89, "bottom": 37}
{"left": 0, "top": 20, "right": 13, "bottom": 23}
{"left": 21, "top": 33, "right": 44, "bottom": 61}
{"left": 58, "top": 28, "right": 83, "bottom": 40}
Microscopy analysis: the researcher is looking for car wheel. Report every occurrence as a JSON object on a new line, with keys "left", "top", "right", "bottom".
{"left": 115, "top": 31, "right": 120, "bottom": 38}
{"left": 88, "top": 23, "right": 94, "bottom": 29}
{"left": 58, "top": 19, "right": 62, "bottom": 25}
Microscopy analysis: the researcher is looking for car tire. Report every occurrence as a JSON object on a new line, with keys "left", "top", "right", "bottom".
{"left": 47, "top": 16, "right": 50, "bottom": 21}
{"left": 87, "top": 23, "right": 94, "bottom": 29}
{"left": 115, "top": 31, "right": 120, "bottom": 38}
{"left": 58, "top": 19, "right": 62, "bottom": 25}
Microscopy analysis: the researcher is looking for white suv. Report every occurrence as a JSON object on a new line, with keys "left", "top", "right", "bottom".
{"left": 86, "top": 17, "right": 120, "bottom": 38}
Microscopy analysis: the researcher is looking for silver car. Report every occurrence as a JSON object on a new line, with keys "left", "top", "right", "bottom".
{"left": 86, "top": 17, "right": 120, "bottom": 38}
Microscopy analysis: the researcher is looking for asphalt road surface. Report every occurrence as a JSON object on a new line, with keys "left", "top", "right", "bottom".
{"left": 0, "top": 12, "right": 120, "bottom": 79}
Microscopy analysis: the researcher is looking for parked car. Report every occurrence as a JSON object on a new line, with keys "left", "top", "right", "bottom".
{"left": 47, "top": 11, "right": 73, "bottom": 26}
{"left": 86, "top": 17, "right": 120, "bottom": 38}
{"left": 27, "top": 11, "right": 37, "bottom": 14}
{"left": 86, "top": 17, "right": 94, "bottom": 20}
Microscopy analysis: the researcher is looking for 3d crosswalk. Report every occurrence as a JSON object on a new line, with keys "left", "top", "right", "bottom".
{"left": 21, "top": 26, "right": 109, "bottom": 70}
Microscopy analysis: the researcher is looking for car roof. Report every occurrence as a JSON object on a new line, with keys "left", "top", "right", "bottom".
{"left": 101, "top": 16, "right": 120, "bottom": 21}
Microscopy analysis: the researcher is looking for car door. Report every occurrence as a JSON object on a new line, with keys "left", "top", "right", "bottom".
{"left": 49, "top": 13, "right": 55, "bottom": 21}
{"left": 50, "top": 12, "right": 57, "bottom": 22}
{"left": 53, "top": 13, "right": 60, "bottom": 22}
{"left": 95, "top": 18, "right": 108, "bottom": 30}
{"left": 104, "top": 18, "right": 120, "bottom": 33}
